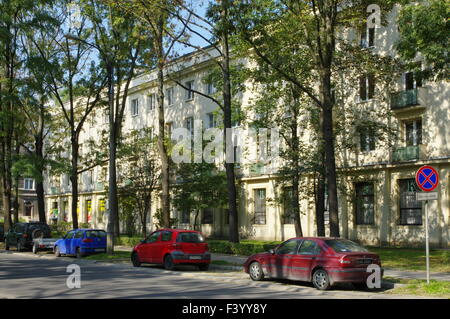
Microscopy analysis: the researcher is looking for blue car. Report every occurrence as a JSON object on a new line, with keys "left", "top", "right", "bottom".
{"left": 54, "top": 229, "right": 107, "bottom": 258}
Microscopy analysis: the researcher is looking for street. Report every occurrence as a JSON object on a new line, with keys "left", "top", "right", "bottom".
{"left": 0, "top": 251, "right": 421, "bottom": 299}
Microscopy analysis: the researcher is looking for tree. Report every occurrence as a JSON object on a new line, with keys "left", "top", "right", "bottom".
{"left": 116, "top": 128, "right": 160, "bottom": 238}
{"left": 117, "top": 0, "right": 185, "bottom": 230}
{"left": 30, "top": 1, "right": 107, "bottom": 229}
{"left": 396, "top": 0, "right": 449, "bottom": 81}
{"left": 232, "top": 0, "right": 398, "bottom": 237}
{"left": 173, "top": 162, "right": 228, "bottom": 231}
{"left": 75, "top": 0, "right": 151, "bottom": 254}
{"left": 166, "top": 0, "right": 245, "bottom": 243}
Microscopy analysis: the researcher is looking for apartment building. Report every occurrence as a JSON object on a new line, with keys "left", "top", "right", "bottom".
{"left": 44, "top": 5, "right": 450, "bottom": 248}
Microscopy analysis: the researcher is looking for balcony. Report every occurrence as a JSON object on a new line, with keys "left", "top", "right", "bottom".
{"left": 95, "top": 182, "right": 104, "bottom": 191}
{"left": 390, "top": 88, "right": 419, "bottom": 110}
{"left": 50, "top": 186, "right": 61, "bottom": 195}
{"left": 392, "top": 145, "right": 426, "bottom": 162}
{"left": 249, "top": 162, "right": 266, "bottom": 176}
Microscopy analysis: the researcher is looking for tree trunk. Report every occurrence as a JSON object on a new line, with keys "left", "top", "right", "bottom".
{"left": 107, "top": 63, "right": 117, "bottom": 254}
{"left": 156, "top": 18, "right": 171, "bottom": 229}
{"left": 35, "top": 138, "right": 46, "bottom": 223}
{"left": 315, "top": 166, "right": 326, "bottom": 237}
{"left": 221, "top": 1, "right": 239, "bottom": 243}
{"left": 70, "top": 137, "right": 79, "bottom": 229}
{"left": 12, "top": 177, "right": 19, "bottom": 224}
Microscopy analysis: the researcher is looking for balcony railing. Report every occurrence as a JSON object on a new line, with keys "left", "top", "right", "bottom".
{"left": 390, "top": 88, "right": 419, "bottom": 110}
{"left": 392, "top": 145, "right": 420, "bottom": 162}
{"left": 249, "top": 163, "right": 265, "bottom": 176}
{"left": 50, "top": 186, "right": 60, "bottom": 195}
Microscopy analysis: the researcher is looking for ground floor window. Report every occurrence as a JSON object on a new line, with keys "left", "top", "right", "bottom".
{"left": 253, "top": 189, "right": 266, "bottom": 224}
{"left": 282, "top": 187, "right": 296, "bottom": 224}
{"left": 399, "top": 179, "right": 422, "bottom": 225}
{"left": 355, "top": 182, "right": 375, "bottom": 225}
{"left": 202, "top": 208, "right": 213, "bottom": 224}
{"left": 181, "top": 210, "right": 190, "bottom": 224}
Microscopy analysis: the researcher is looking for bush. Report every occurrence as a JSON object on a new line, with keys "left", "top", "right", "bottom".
{"left": 115, "top": 236, "right": 143, "bottom": 247}
{"left": 207, "top": 240, "right": 281, "bottom": 256}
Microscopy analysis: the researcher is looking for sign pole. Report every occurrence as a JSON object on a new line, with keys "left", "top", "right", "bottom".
{"left": 425, "top": 200, "right": 430, "bottom": 284}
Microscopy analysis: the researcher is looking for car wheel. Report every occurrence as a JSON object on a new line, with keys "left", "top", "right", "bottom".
{"left": 76, "top": 248, "right": 83, "bottom": 259}
{"left": 312, "top": 269, "right": 331, "bottom": 290}
{"left": 198, "top": 263, "right": 209, "bottom": 271}
{"left": 164, "top": 255, "right": 175, "bottom": 270}
{"left": 131, "top": 252, "right": 141, "bottom": 267}
{"left": 54, "top": 246, "right": 61, "bottom": 257}
{"left": 32, "top": 244, "right": 38, "bottom": 254}
{"left": 249, "top": 261, "right": 264, "bottom": 281}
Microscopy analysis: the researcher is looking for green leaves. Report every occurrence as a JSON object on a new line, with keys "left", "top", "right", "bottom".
{"left": 396, "top": 0, "right": 449, "bottom": 80}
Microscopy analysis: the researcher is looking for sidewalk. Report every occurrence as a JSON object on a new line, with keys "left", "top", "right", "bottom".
{"left": 115, "top": 246, "right": 450, "bottom": 281}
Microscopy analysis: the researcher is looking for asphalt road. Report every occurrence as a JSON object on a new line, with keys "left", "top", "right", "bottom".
{"left": 0, "top": 251, "right": 418, "bottom": 299}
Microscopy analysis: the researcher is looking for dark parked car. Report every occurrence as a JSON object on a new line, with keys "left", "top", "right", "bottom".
{"left": 0, "top": 224, "right": 4, "bottom": 242}
{"left": 244, "top": 237, "right": 383, "bottom": 290}
{"left": 5, "top": 222, "right": 51, "bottom": 251}
{"left": 54, "top": 229, "right": 107, "bottom": 258}
{"left": 131, "top": 229, "right": 211, "bottom": 270}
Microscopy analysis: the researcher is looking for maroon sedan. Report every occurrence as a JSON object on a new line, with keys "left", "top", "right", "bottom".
{"left": 244, "top": 237, "right": 383, "bottom": 290}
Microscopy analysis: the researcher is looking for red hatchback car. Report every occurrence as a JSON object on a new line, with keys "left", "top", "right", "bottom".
{"left": 131, "top": 229, "right": 211, "bottom": 271}
{"left": 244, "top": 237, "right": 383, "bottom": 290}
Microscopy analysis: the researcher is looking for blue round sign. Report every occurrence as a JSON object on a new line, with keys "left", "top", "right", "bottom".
{"left": 416, "top": 165, "right": 439, "bottom": 192}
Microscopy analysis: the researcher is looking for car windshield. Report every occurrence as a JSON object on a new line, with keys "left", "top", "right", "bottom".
{"left": 325, "top": 239, "right": 368, "bottom": 253}
{"left": 177, "top": 232, "right": 204, "bottom": 243}
{"left": 85, "top": 230, "right": 107, "bottom": 238}
{"left": 28, "top": 224, "right": 50, "bottom": 233}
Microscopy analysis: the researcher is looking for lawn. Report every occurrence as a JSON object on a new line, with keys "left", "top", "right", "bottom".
{"left": 368, "top": 247, "right": 450, "bottom": 273}
{"left": 384, "top": 278, "right": 450, "bottom": 298}
{"left": 84, "top": 251, "right": 131, "bottom": 261}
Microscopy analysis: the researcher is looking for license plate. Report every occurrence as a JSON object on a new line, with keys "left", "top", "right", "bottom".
{"left": 190, "top": 256, "right": 201, "bottom": 260}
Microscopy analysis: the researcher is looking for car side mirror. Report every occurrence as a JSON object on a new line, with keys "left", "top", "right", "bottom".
{"left": 140, "top": 239, "right": 146, "bottom": 244}
{"left": 269, "top": 249, "right": 275, "bottom": 255}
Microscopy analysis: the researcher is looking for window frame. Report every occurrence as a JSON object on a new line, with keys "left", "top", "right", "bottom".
{"left": 185, "top": 80, "right": 195, "bottom": 101}
{"left": 253, "top": 188, "right": 267, "bottom": 225}
{"left": 355, "top": 182, "right": 375, "bottom": 225}
{"left": 398, "top": 179, "right": 422, "bottom": 225}
{"left": 131, "top": 98, "right": 139, "bottom": 117}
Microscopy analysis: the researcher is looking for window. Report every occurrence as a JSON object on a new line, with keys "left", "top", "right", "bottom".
{"left": 185, "top": 117, "right": 194, "bottom": 136}
{"left": 355, "top": 182, "right": 375, "bottom": 225}
{"left": 24, "top": 178, "right": 35, "bottom": 190}
{"left": 148, "top": 94, "right": 156, "bottom": 111}
{"left": 206, "top": 83, "right": 216, "bottom": 95}
{"left": 65, "top": 230, "right": 76, "bottom": 239}
{"left": 298, "top": 240, "right": 321, "bottom": 255}
{"left": 325, "top": 239, "right": 368, "bottom": 253}
{"left": 75, "top": 231, "right": 84, "bottom": 239}
{"left": 181, "top": 210, "right": 190, "bottom": 224}
{"left": 103, "top": 109, "right": 109, "bottom": 124}
{"left": 131, "top": 98, "right": 139, "bottom": 116}
{"left": 282, "top": 187, "right": 296, "bottom": 224}
{"left": 253, "top": 189, "right": 266, "bottom": 224}
{"left": 399, "top": 179, "right": 422, "bottom": 225}
{"left": 202, "top": 208, "right": 213, "bottom": 224}
{"left": 207, "top": 113, "right": 218, "bottom": 129}
{"left": 177, "top": 232, "right": 205, "bottom": 243}
{"left": 224, "top": 209, "right": 230, "bottom": 225}
{"left": 146, "top": 231, "right": 161, "bottom": 243}
{"left": 24, "top": 202, "right": 32, "bottom": 217}
{"left": 276, "top": 239, "right": 299, "bottom": 255}
{"left": 161, "top": 231, "right": 172, "bottom": 242}
{"left": 405, "top": 72, "right": 422, "bottom": 90}
{"left": 166, "top": 87, "right": 174, "bottom": 106}
{"left": 359, "top": 74, "right": 375, "bottom": 101}
{"left": 185, "top": 80, "right": 194, "bottom": 100}
{"left": 405, "top": 119, "right": 422, "bottom": 146}
{"left": 360, "top": 27, "right": 375, "bottom": 48}
{"left": 166, "top": 122, "right": 173, "bottom": 139}
{"left": 360, "top": 128, "right": 376, "bottom": 152}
